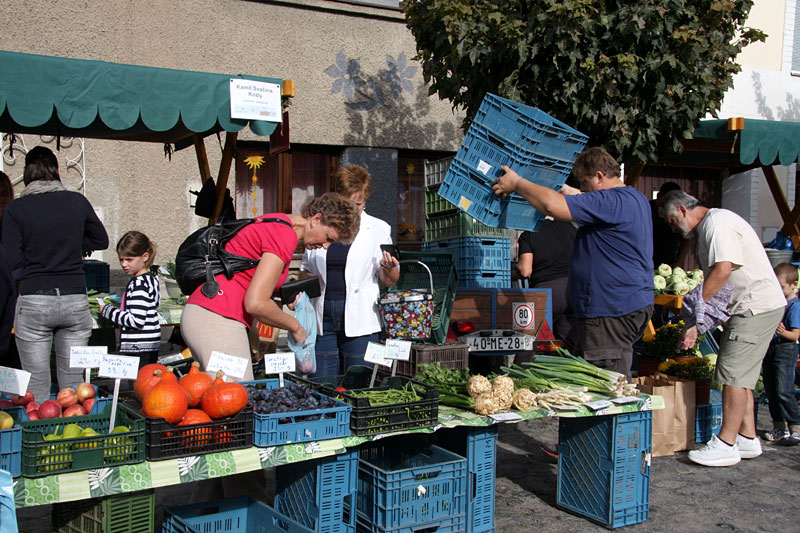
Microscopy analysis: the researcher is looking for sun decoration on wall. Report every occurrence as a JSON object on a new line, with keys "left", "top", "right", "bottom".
{"left": 406, "top": 163, "right": 415, "bottom": 175}
{"left": 243, "top": 155, "right": 265, "bottom": 217}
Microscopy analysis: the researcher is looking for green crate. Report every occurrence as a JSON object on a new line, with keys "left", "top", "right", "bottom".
{"left": 20, "top": 402, "right": 145, "bottom": 477}
{"left": 424, "top": 211, "right": 509, "bottom": 241}
{"left": 392, "top": 251, "right": 458, "bottom": 345}
{"left": 424, "top": 185, "right": 458, "bottom": 217}
{"left": 53, "top": 489, "right": 154, "bottom": 533}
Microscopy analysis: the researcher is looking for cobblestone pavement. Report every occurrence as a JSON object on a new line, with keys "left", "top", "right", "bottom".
{"left": 16, "top": 403, "right": 800, "bottom": 532}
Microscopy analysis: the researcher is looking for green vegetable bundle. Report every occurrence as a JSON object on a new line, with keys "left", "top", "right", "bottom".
{"left": 413, "top": 363, "right": 474, "bottom": 410}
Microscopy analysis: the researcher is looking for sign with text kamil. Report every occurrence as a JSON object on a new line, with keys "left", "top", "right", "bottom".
{"left": 230, "top": 79, "right": 282, "bottom": 122}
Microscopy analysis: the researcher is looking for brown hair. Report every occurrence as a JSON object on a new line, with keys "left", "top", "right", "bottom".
{"left": 301, "top": 192, "right": 360, "bottom": 244}
{"left": 0, "top": 172, "right": 13, "bottom": 213}
{"left": 23, "top": 146, "right": 60, "bottom": 185}
{"left": 116, "top": 231, "right": 157, "bottom": 269}
{"left": 774, "top": 262, "right": 798, "bottom": 285}
{"left": 572, "top": 147, "right": 620, "bottom": 180}
{"left": 334, "top": 165, "right": 371, "bottom": 200}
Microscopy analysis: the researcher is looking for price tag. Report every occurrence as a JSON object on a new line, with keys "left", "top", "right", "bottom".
{"left": 207, "top": 351, "right": 249, "bottom": 379}
{"left": 488, "top": 412, "right": 523, "bottom": 422}
{"left": 611, "top": 396, "right": 643, "bottom": 404}
{"left": 0, "top": 366, "right": 31, "bottom": 396}
{"left": 70, "top": 346, "right": 107, "bottom": 369}
{"left": 550, "top": 404, "right": 581, "bottom": 411}
{"left": 364, "top": 342, "right": 392, "bottom": 367}
{"left": 98, "top": 355, "right": 140, "bottom": 380}
{"left": 583, "top": 399, "right": 614, "bottom": 411}
{"left": 384, "top": 339, "right": 412, "bottom": 361}
{"left": 264, "top": 352, "right": 296, "bottom": 375}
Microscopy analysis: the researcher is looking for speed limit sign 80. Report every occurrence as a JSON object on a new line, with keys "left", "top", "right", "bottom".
{"left": 513, "top": 302, "right": 535, "bottom": 330}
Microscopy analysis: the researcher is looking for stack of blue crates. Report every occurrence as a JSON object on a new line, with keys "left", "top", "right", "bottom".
{"left": 424, "top": 156, "right": 512, "bottom": 289}
{"left": 437, "top": 93, "right": 588, "bottom": 232}
{"left": 696, "top": 389, "right": 723, "bottom": 443}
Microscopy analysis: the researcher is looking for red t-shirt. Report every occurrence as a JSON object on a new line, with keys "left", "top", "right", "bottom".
{"left": 186, "top": 214, "right": 296, "bottom": 326}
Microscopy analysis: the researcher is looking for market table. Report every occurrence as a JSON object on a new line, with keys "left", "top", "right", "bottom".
{"left": 13, "top": 394, "right": 663, "bottom": 513}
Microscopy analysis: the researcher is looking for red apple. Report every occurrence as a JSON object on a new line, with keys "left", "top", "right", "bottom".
{"left": 56, "top": 388, "right": 78, "bottom": 408}
{"left": 75, "top": 383, "right": 95, "bottom": 403}
{"left": 11, "top": 391, "right": 34, "bottom": 407}
{"left": 82, "top": 398, "right": 96, "bottom": 413}
{"left": 63, "top": 404, "right": 86, "bottom": 417}
{"left": 25, "top": 401, "right": 40, "bottom": 413}
{"left": 39, "top": 400, "right": 62, "bottom": 419}
{"left": 26, "top": 409, "right": 40, "bottom": 421}
{"left": 0, "top": 400, "right": 12, "bottom": 408}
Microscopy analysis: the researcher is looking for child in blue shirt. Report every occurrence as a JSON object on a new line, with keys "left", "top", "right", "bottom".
{"left": 761, "top": 262, "right": 800, "bottom": 443}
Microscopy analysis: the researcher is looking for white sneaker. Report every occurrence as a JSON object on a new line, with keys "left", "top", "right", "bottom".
{"left": 736, "top": 434, "right": 762, "bottom": 459}
{"left": 688, "top": 435, "right": 741, "bottom": 467}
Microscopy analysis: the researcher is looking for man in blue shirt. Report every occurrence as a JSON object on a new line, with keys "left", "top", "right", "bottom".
{"left": 492, "top": 147, "right": 653, "bottom": 379}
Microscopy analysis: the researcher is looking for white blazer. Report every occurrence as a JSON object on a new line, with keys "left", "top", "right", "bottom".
{"left": 300, "top": 210, "right": 393, "bottom": 337}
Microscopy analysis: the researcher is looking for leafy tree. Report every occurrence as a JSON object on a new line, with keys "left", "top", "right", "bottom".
{"left": 404, "top": 0, "right": 766, "bottom": 163}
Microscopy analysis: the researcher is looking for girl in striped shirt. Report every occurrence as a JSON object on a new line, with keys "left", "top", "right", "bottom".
{"left": 99, "top": 231, "right": 161, "bottom": 366}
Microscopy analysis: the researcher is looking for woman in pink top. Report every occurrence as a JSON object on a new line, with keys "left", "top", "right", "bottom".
{"left": 180, "top": 193, "right": 360, "bottom": 380}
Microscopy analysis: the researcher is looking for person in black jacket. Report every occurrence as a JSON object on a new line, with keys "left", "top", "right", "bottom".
{"left": 1, "top": 146, "right": 108, "bottom": 402}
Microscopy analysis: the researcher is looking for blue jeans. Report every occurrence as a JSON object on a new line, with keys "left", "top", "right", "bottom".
{"left": 14, "top": 294, "right": 93, "bottom": 403}
{"left": 313, "top": 299, "right": 378, "bottom": 377}
{"left": 762, "top": 341, "right": 800, "bottom": 427}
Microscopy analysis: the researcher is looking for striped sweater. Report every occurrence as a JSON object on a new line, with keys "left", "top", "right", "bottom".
{"left": 101, "top": 271, "right": 161, "bottom": 354}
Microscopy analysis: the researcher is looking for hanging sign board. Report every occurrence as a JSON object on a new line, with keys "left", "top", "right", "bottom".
{"left": 230, "top": 79, "right": 282, "bottom": 122}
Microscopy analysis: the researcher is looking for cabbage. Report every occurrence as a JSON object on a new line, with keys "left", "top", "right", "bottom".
{"left": 657, "top": 264, "right": 672, "bottom": 277}
{"left": 691, "top": 269, "right": 704, "bottom": 282}
{"left": 671, "top": 267, "right": 687, "bottom": 281}
{"left": 654, "top": 275, "right": 667, "bottom": 290}
{"left": 672, "top": 281, "right": 691, "bottom": 295}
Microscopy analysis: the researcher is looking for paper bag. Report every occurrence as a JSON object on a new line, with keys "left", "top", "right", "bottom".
{"left": 634, "top": 375, "right": 697, "bottom": 456}
{"left": 634, "top": 375, "right": 676, "bottom": 457}
{"left": 666, "top": 376, "right": 696, "bottom": 451}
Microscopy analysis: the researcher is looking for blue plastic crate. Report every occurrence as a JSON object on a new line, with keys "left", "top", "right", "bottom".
{"left": 0, "top": 407, "right": 23, "bottom": 477}
{"left": 436, "top": 425, "right": 497, "bottom": 533}
{"left": 558, "top": 411, "right": 651, "bottom": 529}
{"left": 423, "top": 237, "right": 510, "bottom": 272}
{"left": 696, "top": 402, "right": 723, "bottom": 443}
{"left": 437, "top": 158, "right": 546, "bottom": 232}
{"left": 457, "top": 269, "right": 511, "bottom": 289}
{"left": 357, "top": 444, "right": 467, "bottom": 532}
{"left": 456, "top": 121, "right": 575, "bottom": 187}
{"left": 274, "top": 449, "right": 358, "bottom": 533}
{"left": 240, "top": 378, "right": 351, "bottom": 447}
{"left": 162, "top": 496, "right": 313, "bottom": 533}
{"left": 472, "top": 94, "right": 588, "bottom": 161}
{"left": 356, "top": 514, "right": 466, "bottom": 533}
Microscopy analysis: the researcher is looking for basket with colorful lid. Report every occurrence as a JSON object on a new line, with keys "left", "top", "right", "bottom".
{"left": 379, "top": 260, "right": 435, "bottom": 340}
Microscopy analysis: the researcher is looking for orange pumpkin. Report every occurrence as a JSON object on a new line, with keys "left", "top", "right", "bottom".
{"left": 134, "top": 363, "right": 167, "bottom": 402}
{"left": 200, "top": 370, "right": 248, "bottom": 420}
{"left": 179, "top": 362, "right": 213, "bottom": 408}
{"left": 178, "top": 409, "right": 213, "bottom": 449}
{"left": 215, "top": 426, "right": 234, "bottom": 445}
{"left": 142, "top": 368, "right": 188, "bottom": 424}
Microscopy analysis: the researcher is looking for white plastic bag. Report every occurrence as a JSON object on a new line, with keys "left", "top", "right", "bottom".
{"left": 288, "top": 292, "right": 317, "bottom": 374}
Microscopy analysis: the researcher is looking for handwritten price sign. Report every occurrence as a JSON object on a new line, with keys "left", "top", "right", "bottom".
{"left": 384, "top": 339, "right": 412, "bottom": 361}
{"left": 364, "top": 342, "right": 392, "bottom": 367}
{"left": 0, "top": 366, "right": 31, "bottom": 396}
{"left": 207, "top": 351, "right": 249, "bottom": 380}
{"left": 70, "top": 346, "right": 108, "bottom": 369}
{"left": 263, "top": 352, "right": 296, "bottom": 375}
{"left": 98, "top": 355, "right": 140, "bottom": 380}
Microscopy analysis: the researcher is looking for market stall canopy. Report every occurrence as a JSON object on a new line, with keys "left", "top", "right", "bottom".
{"left": 0, "top": 50, "right": 282, "bottom": 143}
{"left": 667, "top": 118, "right": 800, "bottom": 171}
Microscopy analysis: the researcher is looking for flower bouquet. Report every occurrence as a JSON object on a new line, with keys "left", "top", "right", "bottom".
{"left": 659, "top": 355, "right": 715, "bottom": 403}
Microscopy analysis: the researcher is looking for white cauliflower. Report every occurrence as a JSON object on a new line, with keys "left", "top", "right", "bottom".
{"left": 466, "top": 375, "right": 492, "bottom": 398}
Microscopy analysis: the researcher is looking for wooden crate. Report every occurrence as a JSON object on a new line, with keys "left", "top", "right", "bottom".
{"left": 450, "top": 288, "right": 551, "bottom": 335}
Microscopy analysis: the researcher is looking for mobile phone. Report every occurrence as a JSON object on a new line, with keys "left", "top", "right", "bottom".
{"left": 380, "top": 244, "right": 400, "bottom": 260}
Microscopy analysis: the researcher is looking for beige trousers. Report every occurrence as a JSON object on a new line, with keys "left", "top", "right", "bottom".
{"left": 180, "top": 303, "right": 255, "bottom": 381}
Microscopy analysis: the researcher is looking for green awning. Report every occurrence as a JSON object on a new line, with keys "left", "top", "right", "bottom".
{"left": 0, "top": 50, "right": 281, "bottom": 143}
{"left": 671, "top": 118, "right": 800, "bottom": 170}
